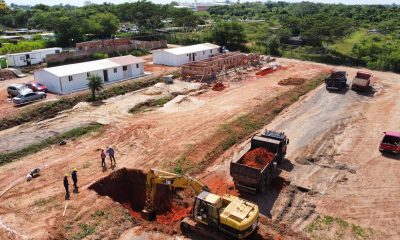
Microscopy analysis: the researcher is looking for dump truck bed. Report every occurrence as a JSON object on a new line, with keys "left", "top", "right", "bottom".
{"left": 325, "top": 71, "right": 347, "bottom": 91}
{"left": 352, "top": 72, "right": 371, "bottom": 90}
{"left": 230, "top": 136, "right": 279, "bottom": 193}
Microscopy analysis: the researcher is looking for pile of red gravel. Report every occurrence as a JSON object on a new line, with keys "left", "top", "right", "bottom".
{"left": 242, "top": 148, "right": 275, "bottom": 169}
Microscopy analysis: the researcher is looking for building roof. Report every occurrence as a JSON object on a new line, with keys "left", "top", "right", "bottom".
{"left": 7, "top": 47, "right": 62, "bottom": 56}
{"left": 43, "top": 55, "right": 145, "bottom": 77}
{"left": 164, "top": 43, "right": 220, "bottom": 55}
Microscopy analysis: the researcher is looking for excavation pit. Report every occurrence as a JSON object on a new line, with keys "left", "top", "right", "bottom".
{"left": 89, "top": 168, "right": 191, "bottom": 224}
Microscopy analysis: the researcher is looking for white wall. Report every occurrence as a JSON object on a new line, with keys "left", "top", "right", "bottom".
{"left": 35, "top": 70, "right": 62, "bottom": 94}
{"left": 35, "top": 63, "right": 146, "bottom": 94}
{"left": 153, "top": 47, "right": 220, "bottom": 66}
{"left": 7, "top": 48, "right": 62, "bottom": 67}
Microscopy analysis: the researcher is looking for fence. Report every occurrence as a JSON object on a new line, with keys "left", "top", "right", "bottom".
{"left": 46, "top": 40, "right": 167, "bottom": 65}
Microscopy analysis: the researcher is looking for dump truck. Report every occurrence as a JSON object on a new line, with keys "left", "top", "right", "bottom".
{"left": 141, "top": 169, "right": 259, "bottom": 239}
{"left": 325, "top": 71, "right": 348, "bottom": 91}
{"left": 230, "top": 130, "right": 289, "bottom": 194}
{"left": 351, "top": 71, "right": 372, "bottom": 91}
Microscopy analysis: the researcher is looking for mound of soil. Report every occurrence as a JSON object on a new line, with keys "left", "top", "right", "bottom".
{"left": 156, "top": 202, "right": 191, "bottom": 225}
{"left": 0, "top": 69, "right": 15, "bottom": 81}
{"left": 242, "top": 148, "right": 275, "bottom": 169}
{"left": 278, "top": 77, "right": 306, "bottom": 86}
{"left": 212, "top": 82, "right": 226, "bottom": 91}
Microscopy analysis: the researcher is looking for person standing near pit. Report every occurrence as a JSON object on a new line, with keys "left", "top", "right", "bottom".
{"left": 63, "top": 173, "right": 70, "bottom": 200}
{"left": 106, "top": 146, "right": 116, "bottom": 166}
{"left": 71, "top": 168, "right": 78, "bottom": 193}
{"left": 100, "top": 149, "right": 106, "bottom": 168}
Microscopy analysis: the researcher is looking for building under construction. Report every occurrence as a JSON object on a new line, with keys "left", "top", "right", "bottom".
{"left": 181, "top": 52, "right": 261, "bottom": 82}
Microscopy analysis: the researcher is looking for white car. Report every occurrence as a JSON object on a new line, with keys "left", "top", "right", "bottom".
{"left": 12, "top": 91, "right": 46, "bottom": 105}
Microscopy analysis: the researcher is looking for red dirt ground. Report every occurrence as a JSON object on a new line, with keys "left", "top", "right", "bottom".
{"left": 242, "top": 148, "right": 275, "bottom": 169}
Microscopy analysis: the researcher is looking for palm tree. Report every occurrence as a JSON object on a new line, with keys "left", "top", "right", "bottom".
{"left": 87, "top": 74, "right": 103, "bottom": 101}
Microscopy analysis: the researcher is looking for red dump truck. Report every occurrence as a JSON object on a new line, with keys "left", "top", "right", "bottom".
{"left": 230, "top": 130, "right": 289, "bottom": 194}
{"left": 351, "top": 72, "right": 372, "bottom": 91}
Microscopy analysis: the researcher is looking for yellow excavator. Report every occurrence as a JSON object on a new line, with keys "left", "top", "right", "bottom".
{"left": 141, "top": 169, "right": 259, "bottom": 239}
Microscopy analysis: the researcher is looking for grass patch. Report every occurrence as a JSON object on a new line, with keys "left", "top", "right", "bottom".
{"left": 73, "top": 223, "right": 96, "bottom": 240}
{"left": 33, "top": 196, "right": 56, "bottom": 207}
{"left": 0, "top": 77, "right": 162, "bottom": 131}
{"left": 331, "top": 29, "right": 367, "bottom": 56}
{"left": 0, "top": 123, "right": 103, "bottom": 166}
{"left": 306, "top": 215, "right": 374, "bottom": 239}
{"left": 173, "top": 73, "right": 327, "bottom": 175}
{"left": 129, "top": 95, "right": 174, "bottom": 114}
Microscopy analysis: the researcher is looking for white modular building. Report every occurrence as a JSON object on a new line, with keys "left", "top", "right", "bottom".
{"left": 6, "top": 47, "right": 62, "bottom": 67}
{"left": 152, "top": 43, "right": 220, "bottom": 66}
{"left": 34, "top": 55, "right": 145, "bottom": 94}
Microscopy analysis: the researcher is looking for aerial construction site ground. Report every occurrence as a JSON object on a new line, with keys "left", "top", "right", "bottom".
{"left": 0, "top": 56, "right": 399, "bottom": 240}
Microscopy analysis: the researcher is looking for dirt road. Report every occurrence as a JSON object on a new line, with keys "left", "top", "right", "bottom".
{"left": 201, "top": 59, "right": 400, "bottom": 239}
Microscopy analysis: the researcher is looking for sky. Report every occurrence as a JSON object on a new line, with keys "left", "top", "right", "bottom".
{"left": 4, "top": 0, "right": 399, "bottom": 7}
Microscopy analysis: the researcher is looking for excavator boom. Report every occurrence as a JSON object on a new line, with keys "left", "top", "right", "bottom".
{"left": 141, "top": 169, "right": 209, "bottom": 220}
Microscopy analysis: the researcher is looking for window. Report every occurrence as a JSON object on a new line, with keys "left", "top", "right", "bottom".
{"left": 136, "top": 64, "right": 139, "bottom": 68}
{"left": 123, "top": 65, "right": 127, "bottom": 71}
{"left": 210, "top": 50, "right": 212, "bottom": 53}
{"left": 203, "top": 51, "right": 205, "bottom": 55}
{"left": 114, "top": 68, "right": 117, "bottom": 73}
{"left": 68, "top": 76, "right": 73, "bottom": 81}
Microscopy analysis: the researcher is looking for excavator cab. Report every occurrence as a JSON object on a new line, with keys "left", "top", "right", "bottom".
{"left": 193, "top": 191, "right": 221, "bottom": 228}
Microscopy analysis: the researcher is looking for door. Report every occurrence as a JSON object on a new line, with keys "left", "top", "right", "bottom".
{"left": 25, "top": 54, "right": 31, "bottom": 66}
{"left": 192, "top": 53, "right": 196, "bottom": 61}
{"left": 103, "top": 70, "right": 109, "bottom": 82}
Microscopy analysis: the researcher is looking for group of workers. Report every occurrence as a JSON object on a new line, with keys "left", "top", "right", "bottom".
{"left": 63, "top": 146, "right": 117, "bottom": 200}
{"left": 63, "top": 168, "right": 78, "bottom": 200}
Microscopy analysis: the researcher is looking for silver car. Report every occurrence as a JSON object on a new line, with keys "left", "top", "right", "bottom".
{"left": 7, "top": 84, "right": 33, "bottom": 97}
{"left": 13, "top": 91, "right": 46, "bottom": 105}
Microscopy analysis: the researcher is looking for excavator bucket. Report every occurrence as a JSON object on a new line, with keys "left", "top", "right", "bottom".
{"left": 141, "top": 209, "right": 156, "bottom": 221}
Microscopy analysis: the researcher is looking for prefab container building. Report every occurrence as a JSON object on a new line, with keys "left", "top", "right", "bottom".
{"left": 152, "top": 43, "right": 220, "bottom": 66}
{"left": 34, "top": 55, "right": 145, "bottom": 94}
{"left": 7, "top": 47, "right": 62, "bottom": 67}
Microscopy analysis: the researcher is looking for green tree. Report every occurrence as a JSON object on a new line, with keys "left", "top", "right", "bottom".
{"left": 87, "top": 75, "right": 103, "bottom": 101}
{"left": 212, "top": 21, "right": 246, "bottom": 51}
{"left": 0, "top": 0, "right": 9, "bottom": 15}
{"left": 53, "top": 16, "right": 86, "bottom": 46}
{"left": 259, "top": 34, "right": 281, "bottom": 56}
{"left": 88, "top": 13, "right": 119, "bottom": 38}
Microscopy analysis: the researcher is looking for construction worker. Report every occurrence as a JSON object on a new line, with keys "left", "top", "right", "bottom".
{"left": 100, "top": 149, "right": 106, "bottom": 168}
{"left": 106, "top": 146, "right": 116, "bottom": 166}
{"left": 71, "top": 168, "right": 78, "bottom": 193}
{"left": 64, "top": 173, "right": 70, "bottom": 200}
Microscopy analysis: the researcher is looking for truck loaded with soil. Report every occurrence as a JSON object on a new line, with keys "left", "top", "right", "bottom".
{"left": 230, "top": 130, "right": 289, "bottom": 193}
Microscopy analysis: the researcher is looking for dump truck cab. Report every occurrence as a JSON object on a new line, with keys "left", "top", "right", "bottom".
{"left": 193, "top": 191, "right": 259, "bottom": 239}
{"left": 261, "top": 130, "right": 289, "bottom": 163}
{"left": 325, "top": 71, "right": 347, "bottom": 91}
{"left": 379, "top": 131, "right": 400, "bottom": 154}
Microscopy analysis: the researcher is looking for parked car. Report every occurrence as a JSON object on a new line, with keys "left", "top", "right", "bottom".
{"left": 7, "top": 84, "right": 33, "bottom": 97}
{"left": 25, "top": 82, "right": 47, "bottom": 92}
{"left": 379, "top": 131, "right": 400, "bottom": 154}
{"left": 12, "top": 91, "right": 46, "bottom": 105}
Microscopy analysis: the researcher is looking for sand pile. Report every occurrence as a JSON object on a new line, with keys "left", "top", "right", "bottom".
{"left": 212, "top": 82, "right": 226, "bottom": 91}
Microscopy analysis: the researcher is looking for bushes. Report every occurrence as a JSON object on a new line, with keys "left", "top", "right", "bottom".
{"left": 0, "top": 40, "right": 47, "bottom": 55}
{"left": 90, "top": 52, "right": 109, "bottom": 60}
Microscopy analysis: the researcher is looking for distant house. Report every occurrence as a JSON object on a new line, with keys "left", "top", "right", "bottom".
{"left": 34, "top": 55, "right": 145, "bottom": 94}
{"left": 7, "top": 48, "right": 62, "bottom": 67}
{"left": 284, "top": 36, "right": 303, "bottom": 46}
{"left": 152, "top": 43, "right": 221, "bottom": 66}
{"left": 368, "top": 29, "right": 380, "bottom": 34}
